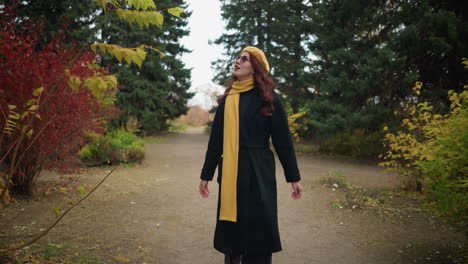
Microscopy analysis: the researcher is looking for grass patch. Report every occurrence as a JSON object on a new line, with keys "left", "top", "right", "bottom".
{"left": 70, "top": 254, "right": 105, "bottom": 264}
{"left": 320, "top": 170, "right": 351, "bottom": 189}
{"left": 143, "top": 136, "right": 165, "bottom": 144}
{"left": 319, "top": 171, "right": 440, "bottom": 224}
{"left": 330, "top": 200, "right": 346, "bottom": 209}
{"left": 343, "top": 188, "right": 386, "bottom": 210}
{"left": 12, "top": 240, "right": 106, "bottom": 264}
{"left": 120, "top": 162, "right": 136, "bottom": 167}
{"left": 295, "top": 143, "right": 319, "bottom": 154}
{"left": 320, "top": 170, "right": 388, "bottom": 210}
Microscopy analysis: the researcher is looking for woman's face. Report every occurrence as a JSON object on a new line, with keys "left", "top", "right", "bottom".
{"left": 233, "top": 52, "right": 254, "bottom": 81}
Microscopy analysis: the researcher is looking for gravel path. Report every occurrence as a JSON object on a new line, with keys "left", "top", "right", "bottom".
{"left": 1, "top": 127, "right": 465, "bottom": 263}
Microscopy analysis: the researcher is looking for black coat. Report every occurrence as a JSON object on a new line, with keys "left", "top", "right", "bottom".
{"left": 200, "top": 87, "right": 301, "bottom": 255}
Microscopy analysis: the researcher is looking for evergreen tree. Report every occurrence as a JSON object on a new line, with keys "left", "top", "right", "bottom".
{"left": 391, "top": 0, "right": 468, "bottom": 111}
{"left": 305, "top": 0, "right": 412, "bottom": 136}
{"left": 7, "top": 0, "right": 193, "bottom": 133}
{"left": 4, "top": 0, "right": 99, "bottom": 46}
{"left": 212, "top": 0, "right": 312, "bottom": 110}
{"left": 98, "top": 0, "right": 193, "bottom": 133}
{"left": 212, "top": 0, "right": 264, "bottom": 83}
{"left": 214, "top": 0, "right": 467, "bottom": 156}
{"left": 305, "top": 0, "right": 468, "bottom": 139}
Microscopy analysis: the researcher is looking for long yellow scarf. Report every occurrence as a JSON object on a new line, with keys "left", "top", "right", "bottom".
{"left": 219, "top": 78, "right": 255, "bottom": 222}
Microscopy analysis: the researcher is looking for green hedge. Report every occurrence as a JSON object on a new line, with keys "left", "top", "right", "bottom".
{"left": 78, "top": 129, "right": 145, "bottom": 166}
{"left": 319, "top": 128, "right": 384, "bottom": 157}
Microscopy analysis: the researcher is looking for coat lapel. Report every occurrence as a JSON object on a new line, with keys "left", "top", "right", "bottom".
{"left": 245, "top": 88, "right": 262, "bottom": 125}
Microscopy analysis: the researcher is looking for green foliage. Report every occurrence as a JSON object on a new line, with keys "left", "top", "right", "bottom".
{"left": 379, "top": 64, "right": 468, "bottom": 222}
{"left": 166, "top": 119, "right": 189, "bottom": 132}
{"left": 99, "top": 0, "right": 193, "bottom": 133}
{"left": 92, "top": 0, "right": 186, "bottom": 65}
{"left": 213, "top": 0, "right": 312, "bottom": 111}
{"left": 10, "top": 1, "right": 99, "bottom": 47}
{"left": 319, "top": 128, "right": 384, "bottom": 157}
{"left": 213, "top": 0, "right": 468, "bottom": 157}
{"left": 8, "top": 0, "right": 192, "bottom": 134}
{"left": 79, "top": 129, "right": 145, "bottom": 165}
{"left": 414, "top": 90, "right": 468, "bottom": 221}
{"left": 294, "top": 143, "right": 318, "bottom": 154}
{"left": 305, "top": 0, "right": 467, "bottom": 141}
{"left": 143, "top": 136, "right": 165, "bottom": 143}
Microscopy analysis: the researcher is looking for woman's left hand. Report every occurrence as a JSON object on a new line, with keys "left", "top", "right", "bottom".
{"left": 291, "top": 181, "right": 303, "bottom": 200}
{"left": 199, "top": 180, "right": 210, "bottom": 198}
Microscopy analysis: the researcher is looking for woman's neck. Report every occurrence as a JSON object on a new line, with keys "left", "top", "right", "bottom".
{"left": 237, "top": 75, "right": 254, "bottom": 82}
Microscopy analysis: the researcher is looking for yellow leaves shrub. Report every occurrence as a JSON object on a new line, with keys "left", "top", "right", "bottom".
{"left": 379, "top": 81, "right": 450, "bottom": 188}
{"left": 379, "top": 59, "right": 468, "bottom": 221}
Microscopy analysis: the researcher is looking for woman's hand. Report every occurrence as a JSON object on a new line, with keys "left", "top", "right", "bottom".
{"left": 199, "top": 180, "right": 210, "bottom": 198}
{"left": 291, "top": 181, "right": 303, "bottom": 200}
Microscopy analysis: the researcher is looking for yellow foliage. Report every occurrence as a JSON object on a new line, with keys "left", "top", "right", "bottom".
{"left": 67, "top": 75, "right": 82, "bottom": 92}
{"left": 126, "top": 0, "right": 157, "bottom": 10}
{"left": 84, "top": 75, "right": 118, "bottom": 105}
{"left": 379, "top": 79, "right": 467, "bottom": 190}
{"left": 168, "top": 7, "right": 186, "bottom": 18}
{"left": 32, "top": 87, "right": 44, "bottom": 97}
{"left": 98, "top": 0, "right": 108, "bottom": 12}
{"left": 91, "top": 1, "right": 185, "bottom": 67}
{"left": 90, "top": 43, "right": 164, "bottom": 68}
{"left": 288, "top": 111, "right": 308, "bottom": 142}
{"left": 115, "top": 9, "right": 164, "bottom": 28}
{"left": 3, "top": 89, "right": 43, "bottom": 136}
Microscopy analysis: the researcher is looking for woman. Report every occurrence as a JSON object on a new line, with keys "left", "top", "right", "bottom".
{"left": 199, "top": 46, "right": 303, "bottom": 264}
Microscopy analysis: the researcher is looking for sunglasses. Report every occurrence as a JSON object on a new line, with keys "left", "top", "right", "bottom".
{"left": 235, "top": 55, "right": 250, "bottom": 63}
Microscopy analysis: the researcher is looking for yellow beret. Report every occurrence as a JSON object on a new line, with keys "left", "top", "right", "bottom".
{"left": 242, "top": 46, "right": 270, "bottom": 73}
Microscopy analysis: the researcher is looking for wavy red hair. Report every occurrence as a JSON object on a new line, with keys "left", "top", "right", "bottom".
{"left": 218, "top": 51, "right": 275, "bottom": 116}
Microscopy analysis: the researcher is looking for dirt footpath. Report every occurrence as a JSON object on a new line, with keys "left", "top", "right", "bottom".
{"left": 1, "top": 127, "right": 466, "bottom": 263}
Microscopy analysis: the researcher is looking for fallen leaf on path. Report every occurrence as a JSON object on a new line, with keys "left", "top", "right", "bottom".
{"left": 77, "top": 186, "right": 86, "bottom": 196}
{"left": 114, "top": 256, "right": 131, "bottom": 262}
{"left": 53, "top": 205, "right": 62, "bottom": 216}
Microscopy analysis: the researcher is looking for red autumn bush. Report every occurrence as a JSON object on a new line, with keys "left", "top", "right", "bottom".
{"left": 0, "top": 7, "right": 119, "bottom": 196}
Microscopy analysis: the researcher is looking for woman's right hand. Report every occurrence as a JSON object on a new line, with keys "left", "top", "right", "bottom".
{"left": 291, "top": 181, "right": 303, "bottom": 200}
{"left": 199, "top": 180, "right": 210, "bottom": 198}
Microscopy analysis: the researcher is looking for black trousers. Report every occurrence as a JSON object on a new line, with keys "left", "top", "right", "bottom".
{"left": 224, "top": 253, "right": 272, "bottom": 264}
